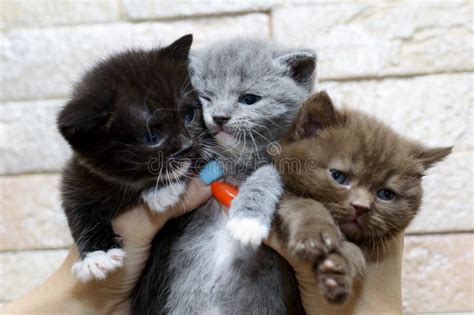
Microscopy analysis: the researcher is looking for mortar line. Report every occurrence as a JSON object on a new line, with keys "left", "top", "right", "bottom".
{"left": 3, "top": 70, "right": 473, "bottom": 105}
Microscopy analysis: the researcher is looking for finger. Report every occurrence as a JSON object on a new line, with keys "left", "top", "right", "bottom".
{"left": 264, "top": 229, "right": 308, "bottom": 268}
{"left": 264, "top": 229, "right": 289, "bottom": 258}
{"left": 113, "top": 178, "right": 211, "bottom": 243}
{"left": 167, "top": 178, "right": 212, "bottom": 219}
{"left": 112, "top": 205, "right": 164, "bottom": 244}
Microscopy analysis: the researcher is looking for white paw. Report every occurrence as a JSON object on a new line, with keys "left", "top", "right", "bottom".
{"left": 71, "top": 248, "right": 126, "bottom": 282}
{"left": 226, "top": 218, "right": 269, "bottom": 248}
{"left": 142, "top": 182, "right": 185, "bottom": 213}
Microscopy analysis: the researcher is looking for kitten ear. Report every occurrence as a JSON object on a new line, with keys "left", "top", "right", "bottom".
{"left": 162, "top": 34, "right": 193, "bottom": 61}
{"left": 275, "top": 49, "right": 317, "bottom": 91}
{"left": 415, "top": 146, "right": 452, "bottom": 170}
{"left": 57, "top": 91, "right": 114, "bottom": 151}
{"left": 286, "top": 91, "right": 339, "bottom": 141}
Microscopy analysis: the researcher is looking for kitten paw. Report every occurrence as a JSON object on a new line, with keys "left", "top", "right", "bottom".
{"left": 142, "top": 182, "right": 185, "bottom": 213}
{"left": 72, "top": 248, "right": 126, "bottom": 282}
{"left": 316, "top": 253, "right": 352, "bottom": 304}
{"left": 289, "top": 226, "right": 341, "bottom": 262}
{"left": 226, "top": 218, "right": 269, "bottom": 247}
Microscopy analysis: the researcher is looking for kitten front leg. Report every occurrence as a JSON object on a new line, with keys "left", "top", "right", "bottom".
{"left": 316, "top": 241, "right": 366, "bottom": 304}
{"left": 226, "top": 164, "right": 283, "bottom": 247}
{"left": 142, "top": 181, "right": 186, "bottom": 213}
{"left": 278, "top": 193, "right": 343, "bottom": 262}
{"left": 66, "top": 209, "right": 126, "bottom": 282}
{"left": 278, "top": 194, "right": 365, "bottom": 304}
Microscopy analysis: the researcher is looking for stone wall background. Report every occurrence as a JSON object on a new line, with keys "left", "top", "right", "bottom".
{"left": 1, "top": 0, "right": 473, "bottom": 312}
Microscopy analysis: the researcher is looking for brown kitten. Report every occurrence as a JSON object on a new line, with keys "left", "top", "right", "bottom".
{"left": 273, "top": 91, "right": 451, "bottom": 304}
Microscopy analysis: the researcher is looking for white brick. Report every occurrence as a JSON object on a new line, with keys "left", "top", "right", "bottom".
{"left": 403, "top": 234, "right": 474, "bottom": 312}
{"left": 122, "top": 0, "right": 279, "bottom": 20}
{"left": 0, "top": 174, "right": 72, "bottom": 251}
{"left": 0, "top": 249, "right": 68, "bottom": 302}
{"left": 1, "top": 0, "right": 120, "bottom": 28}
{"left": 1, "top": 14, "right": 269, "bottom": 101}
{"left": 409, "top": 153, "right": 474, "bottom": 234}
{"left": 321, "top": 73, "right": 473, "bottom": 149}
{"left": 457, "top": 103, "right": 473, "bottom": 151}
{"left": 273, "top": 2, "right": 474, "bottom": 79}
{"left": 0, "top": 99, "right": 71, "bottom": 174}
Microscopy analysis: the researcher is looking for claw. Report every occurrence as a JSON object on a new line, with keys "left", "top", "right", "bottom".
{"left": 321, "top": 259, "right": 336, "bottom": 271}
{"left": 325, "top": 278, "right": 338, "bottom": 288}
{"left": 323, "top": 235, "right": 333, "bottom": 249}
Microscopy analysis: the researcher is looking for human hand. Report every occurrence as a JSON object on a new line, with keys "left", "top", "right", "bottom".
{"left": 264, "top": 231, "right": 404, "bottom": 315}
{"left": 3, "top": 177, "right": 211, "bottom": 315}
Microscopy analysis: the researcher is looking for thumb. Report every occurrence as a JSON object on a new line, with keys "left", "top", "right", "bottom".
{"left": 166, "top": 177, "right": 212, "bottom": 220}
{"left": 113, "top": 177, "right": 211, "bottom": 245}
{"left": 264, "top": 229, "right": 313, "bottom": 271}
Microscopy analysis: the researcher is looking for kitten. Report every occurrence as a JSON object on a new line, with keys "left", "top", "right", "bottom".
{"left": 132, "top": 39, "right": 316, "bottom": 314}
{"left": 274, "top": 91, "right": 452, "bottom": 304}
{"left": 57, "top": 35, "right": 206, "bottom": 282}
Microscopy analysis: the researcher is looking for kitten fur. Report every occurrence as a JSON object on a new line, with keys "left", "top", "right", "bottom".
{"left": 274, "top": 91, "right": 452, "bottom": 303}
{"left": 58, "top": 35, "right": 206, "bottom": 282}
{"left": 132, "top": 38, "right": 316, "bottom": 314}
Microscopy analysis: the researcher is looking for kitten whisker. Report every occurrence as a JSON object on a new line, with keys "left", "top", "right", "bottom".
{"left": 253, "top": 128, "right": 273, "bottom": 146}
{"left": 236, "top": 129, "right": 246, "bottom": 165}
{"left": 261, "top": 117, "right": 281, "bottom": 129}
{"left": 247, "top": 129, "right": 261, "bottom": 163}
{"left": 254, "top": 120, "right": 278, "bottom": 138}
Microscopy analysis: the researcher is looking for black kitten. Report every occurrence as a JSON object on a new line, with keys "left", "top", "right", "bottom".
{"left": 58, "top": 35, "right": 205, "bottom": 282}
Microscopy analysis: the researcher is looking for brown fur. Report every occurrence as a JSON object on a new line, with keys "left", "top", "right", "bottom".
{"left": 274, "top": 91, "right": 451, "bottom": 304}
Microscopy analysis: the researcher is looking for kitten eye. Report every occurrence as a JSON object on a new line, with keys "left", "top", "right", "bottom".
{"left": 239, "top": 94, "right": 261, "bottom": 105}
{"left": 141, "top": 131, "right": 161, "bottom": 146}
{"left": 184, "top": 108, "right": 195, "bottom": 125}
{"left": 377, "top": 189, "right": 396, "bottom": 201}
{"left": 330, "top": 169, "right": 349, "bottom": 185}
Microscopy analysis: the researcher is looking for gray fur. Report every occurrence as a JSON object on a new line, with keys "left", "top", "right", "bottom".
{"left": 166, "top": 38, "right": 317, "bottom": 314}
{"left": 190, "top": 38, "right": 315, "bottom": 157}
{"left": 228, "top": 164, "right": 283, "bottom": 227}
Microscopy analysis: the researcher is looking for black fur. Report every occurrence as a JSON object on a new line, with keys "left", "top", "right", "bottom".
{"left": 58, "top": 34, "right": 206, "bottom": 259}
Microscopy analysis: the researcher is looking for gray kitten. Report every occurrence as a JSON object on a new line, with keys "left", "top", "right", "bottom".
{"left": 132, "top": 38, "right": 316, "bottom": 314}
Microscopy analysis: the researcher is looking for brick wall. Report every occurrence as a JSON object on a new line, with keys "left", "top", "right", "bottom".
{"left": 1, "top": 0, "right": 473, "bottom": 312}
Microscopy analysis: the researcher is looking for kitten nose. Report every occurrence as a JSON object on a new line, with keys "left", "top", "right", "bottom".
{"left": 212, "top": 116, "right": 230, "bottom": 127}
{"left": 351, "top": 203, "right": 369, "bottom": 217}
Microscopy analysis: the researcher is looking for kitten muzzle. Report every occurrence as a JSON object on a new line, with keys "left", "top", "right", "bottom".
{"left": 339, "top": 219, "right": 362, "bottom": 240}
